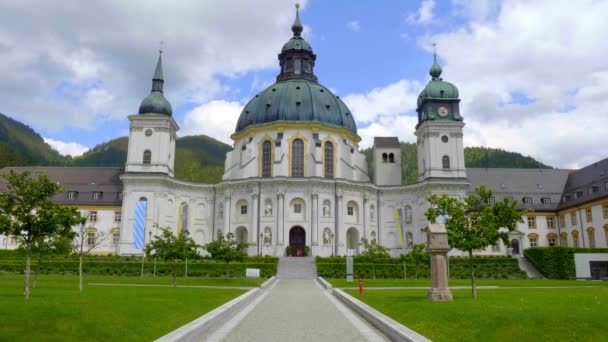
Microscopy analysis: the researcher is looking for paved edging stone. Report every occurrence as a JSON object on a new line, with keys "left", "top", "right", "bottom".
{"left": 318, "top": 277, "right": 430, "bottom": 342}
{"left": 154, "top": 277, "right": 276, "bottom": 342}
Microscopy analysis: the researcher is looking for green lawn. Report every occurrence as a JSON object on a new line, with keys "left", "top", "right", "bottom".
{"left": 341, "top": 281, "right": 608, "bottom": 342}
{"left": 0, "top": 274, "right": 250, "bottom": 341}
{"left": 327, "top": 278, "right": 607, "bottom": 288}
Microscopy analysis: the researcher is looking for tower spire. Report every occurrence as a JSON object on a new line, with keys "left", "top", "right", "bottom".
{"left": 429, "top": 42, "right": 442, "bottom": 80}
{"left": 152, "top": 48, "right": 164, "bottom": 93}
{"left": 292, "top": 2, "right": 303, "bottom": 37}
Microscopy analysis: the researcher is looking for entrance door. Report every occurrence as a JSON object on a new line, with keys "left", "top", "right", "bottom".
{"left": 590, "top": 261, "right": 608, "bottom": 280}
{"left": 289, "top": 226, "right": 306, "bottom": 257}
{"left": 511, "top": 239, "right": 520, "bottom": 255}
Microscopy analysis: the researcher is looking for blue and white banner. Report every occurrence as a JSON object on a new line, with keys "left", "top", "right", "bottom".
{"left": 134, "top": 200, "right": 147, "bottom": 250}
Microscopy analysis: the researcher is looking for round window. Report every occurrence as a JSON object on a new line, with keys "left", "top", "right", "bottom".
{"left": 441, "top": 135, "right": 448, "bottom": 143}
{"left": 145, "top": 129, "right": 153, "bottom": 137}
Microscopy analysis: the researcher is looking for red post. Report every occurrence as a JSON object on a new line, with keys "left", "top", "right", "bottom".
{"left": 358, "top": 278, "right": 363, "bottom": 296}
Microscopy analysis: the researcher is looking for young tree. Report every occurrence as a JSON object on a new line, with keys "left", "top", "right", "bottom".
{"left": 22, "top": 234, "right": 74, "bottom": 288}
{"left": 145, "top": 226, "right": 199, "bottom": 287}
{"left": 359, "top": 237, "right": 390, "bottom": 279}
{"left": 403, "top": 243, "right": 429, "bottom": 279}
{"left": 425, "top": 185, "right": 526, "bottom": 298}
{"left": 0, "top": 170, "right": 84, "bottom": 299}
{"left": 204, "top": 231, "right": 247, "bottom": 276}
{"left": 73, "top": 218, "right": 107, "bottom": 292}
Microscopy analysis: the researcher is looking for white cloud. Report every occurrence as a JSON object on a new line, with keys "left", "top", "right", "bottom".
{"left": 43, "top": 137, "right": 89, "bottom": 157}
{"left": 407, "top": 0, "right": 436, "bottom": 25}
{"left": 347, "top": 20, "right": 361, "bottom": 32}
{"left": 342, "top": 79, "right": 422, "bottom": 124}
{"left": 181, "top": 100, "right": 243, "bottom": 144}
{"left": 0, "top": 0, "right": 308, "bottom": 131}
{"left": 451, "top": 0, "right": 500, "bottom": 22}
{"left": 347, "top": 0, "right": 608, "bottom": 168}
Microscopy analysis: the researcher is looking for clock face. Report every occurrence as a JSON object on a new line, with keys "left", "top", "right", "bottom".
{"left": 437, "top": 106, "right": 449, "bottom": 117}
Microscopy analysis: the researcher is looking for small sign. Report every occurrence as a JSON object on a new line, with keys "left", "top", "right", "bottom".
{"left": 246, "top": 268, "right": 260, "bottom": 278}
{"left": 346, "top": 256, "right": 353, "bottom": 282}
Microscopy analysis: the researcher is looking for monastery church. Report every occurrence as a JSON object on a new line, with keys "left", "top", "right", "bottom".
{"left": 2, "top": 7, "right": 608, "bottom": 257}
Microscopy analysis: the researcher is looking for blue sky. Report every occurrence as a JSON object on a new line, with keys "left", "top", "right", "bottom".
{"left": 0, "top": 0, "right": 607, "bottom": 168}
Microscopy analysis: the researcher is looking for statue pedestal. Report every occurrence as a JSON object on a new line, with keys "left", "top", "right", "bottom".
{"left": 426, "top": 224, "right": 453, "bottom": 302}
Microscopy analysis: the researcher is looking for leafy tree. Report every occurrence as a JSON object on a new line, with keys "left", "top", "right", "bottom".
{"left": 0, "top": 170, "right": 84, "bottom": 299}
{"left": 145, "top": 226, "right": 199, "bottom": 287}
{"left": 205, "top": 231, "right": 247, "bottom": 275}
{"left": 359, "top": 237, "right": 390, "bottom": 259}
{"left": 20, "top": 234, "right": 74, "bottom": 289}
{"left": 359, "top": 237, "right": 390, "bottom": 279}
{"left": 425, "top": 185, "right": 526, "bottom": 298}
{"left": 403, "top": 243, "right": 429, "bottom": 279}
{"left": 73, "top": 217, "right": 107, "bottom": 292}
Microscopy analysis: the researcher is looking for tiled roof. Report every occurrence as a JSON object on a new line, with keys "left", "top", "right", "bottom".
{"left": 373, "top": 137, "right": 400, "bottom": 149}
{"left": 558, "top": 158, "right": 608, "bottom": 209}
{"left": 0, "top": 166, "right": 124, "bottom": 206}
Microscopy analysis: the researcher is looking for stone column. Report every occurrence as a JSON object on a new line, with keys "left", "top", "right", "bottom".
{"left": 427, "top": 223, "right": 453, "bottom": 301}
{"left": 277, "top": 192, "right": 284, "bottom": 246}
{"left": 224, "top": 196, "right": 230, "bottom": 234}
{"left": 311, "top": 192, "right": 318, "bottom": 249}
{"left": 336, "top": 192, "right": 343, "bottom": 256}
{"left": 251, "top": 193, "right": 259, "bottom": 246}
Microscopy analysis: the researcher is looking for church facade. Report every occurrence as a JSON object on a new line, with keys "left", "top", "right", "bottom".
{"left": 2, "top": 8, "right": 607, "bottom": 257}
{"left": 118, "top": 7, "right": 469, "bottom": 257}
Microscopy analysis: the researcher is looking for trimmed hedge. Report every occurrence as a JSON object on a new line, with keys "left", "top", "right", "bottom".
{"left": 0, "top": 250, "right": 278, "bottom": 277}
{"left": 315, "top": 256, "right": 527, "bottom": 279}
{"left": 524, "top": 247, "right": 608, "bottom": 279}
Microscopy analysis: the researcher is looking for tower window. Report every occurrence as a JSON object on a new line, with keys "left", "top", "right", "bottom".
{"left": 324, "top": 141, "right": 334, "bottom": 178}
{"left": 262, "top": 140, "right": 272, "bottom": 178}
{"left": 382, "top": 153, "right": 388, "bottom": 163}
{"left": 291, "top": 138, "right": 304, "bottom": 177}
{"left": 143, "top": 150, "right": 152, "bottom": 164}
{"left": 442, "top": 155, "right": 450, "bottom": 169}
{"left": 388, "top": 153, "right": 395, "bottom": 163}
{"left": 441, "top": 135, "right": 448, "bottom": 143}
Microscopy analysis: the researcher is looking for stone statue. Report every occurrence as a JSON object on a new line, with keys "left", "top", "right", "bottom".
{"left": 322, "top": 203, "right": 330, "bottom": 217}
{"left": 323, "top": 228, "right": 331, "bottom": 245}
{"left": 263, "top": 227, "right": 272, "bottom": 245}
{"left": 264, "top": 203, "right": 272, "bottom": 216}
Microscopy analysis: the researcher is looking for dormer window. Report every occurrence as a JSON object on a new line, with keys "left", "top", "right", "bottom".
{"left": 541, "top": 197, "right": 551, "bottom": 205}
{"left": 67, "top": 191, "right": 78, "bottom": 199}
{"left": 522, "top": 197, "right": 533, "bottom": 205}
{"left": 589, "top": 186, "right": 599, "bottom": 195}
{"left": 93, "top": 192, "right": 103, "bottom": 200}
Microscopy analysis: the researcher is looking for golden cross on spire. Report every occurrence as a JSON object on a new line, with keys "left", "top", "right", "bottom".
{"left": 159, "top": 41, "right": 164, "bottom": 55}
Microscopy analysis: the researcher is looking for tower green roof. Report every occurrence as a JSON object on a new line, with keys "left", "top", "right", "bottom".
{"left": 139, "top": 52, "right": 173, "bottom": 116}
{"left": 417, "top": 52, "right": 459, "bottom": 108}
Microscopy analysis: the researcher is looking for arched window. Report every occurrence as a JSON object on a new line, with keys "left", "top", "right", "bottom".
{"left": 388, "top": 153, "right": 395, "bottom": 163}
{"left": 587, "top": 227, "right": 596, "bottom": 247}
{"left": 143, "top": 150, "right": 152, "bottom": 164}
{"left": 560, "top": 232, "right": 568, "bottom": 246}
{"left": 442, "top": 155, "right": 450, "bottom": 169}
{"left": 382, "top": 153, "right": 388, "bottom": 163}
{"left": 572, "top": 231, "right": 579, "bottom": 248}
{"left": 262, "top": 140, "right": 272, "bottom": 177}
{"left": 324, "top": 141, "right": 334, "bottom": 178}
{"left": 547, "top": 233, "right": 557, "bottom": 247}
{"left": 291, "top": 138, "right": 304, "bottom": 177}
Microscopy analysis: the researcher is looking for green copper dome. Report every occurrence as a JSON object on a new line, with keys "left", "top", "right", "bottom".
{"left": 235, "top": 79, "right": 357, "bottom": 135}
{"left": 139, "top": 54, "right": 173, "bottom": 116}
{"left": 235, "top": 4, "right": 357, "bottom": 136}
{"left": 417, "top": 53, "right": 459, "bottom": 107}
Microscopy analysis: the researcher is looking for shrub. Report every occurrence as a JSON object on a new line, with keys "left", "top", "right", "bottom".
{"left": 524, "top": 247, "right": 608, "bottom": 279}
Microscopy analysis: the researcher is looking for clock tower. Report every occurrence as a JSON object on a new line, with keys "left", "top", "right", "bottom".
{"left": 415, "top": 51, "right": 466, "bottom": 182}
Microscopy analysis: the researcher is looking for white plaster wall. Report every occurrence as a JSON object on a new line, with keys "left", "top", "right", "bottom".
{"left": 574, "top": 253, "right": 608, "bottom": 278}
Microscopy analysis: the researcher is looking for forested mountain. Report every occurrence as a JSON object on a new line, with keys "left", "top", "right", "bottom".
{"left": 0, "top": 113, "right": 551, "bottom": 185}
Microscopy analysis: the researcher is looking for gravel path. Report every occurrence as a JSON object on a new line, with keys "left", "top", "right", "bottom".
{"left": 217, "top": 279, "right": 387, "bottom": 342}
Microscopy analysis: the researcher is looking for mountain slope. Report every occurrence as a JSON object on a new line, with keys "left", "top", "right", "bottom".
{"left": 69, "top": 135, "right": 232, "bottom": 183}
{"left": 362, "top": 142, "right": 551, "bottom": 185}
{"left": 0, "top": 113, "right": 67, "bottom": 167}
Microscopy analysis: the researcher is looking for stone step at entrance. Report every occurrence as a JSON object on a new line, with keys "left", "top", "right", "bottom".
{"left": 277, "top": 257, "right": 317, "bottom": 279}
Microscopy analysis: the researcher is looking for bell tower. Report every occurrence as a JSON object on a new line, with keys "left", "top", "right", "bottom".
{"left": 415, "top": 49, "right": 466, "bottom": 181}
{"left": 125, "top": 49, "right": 178, "bottom": 177}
